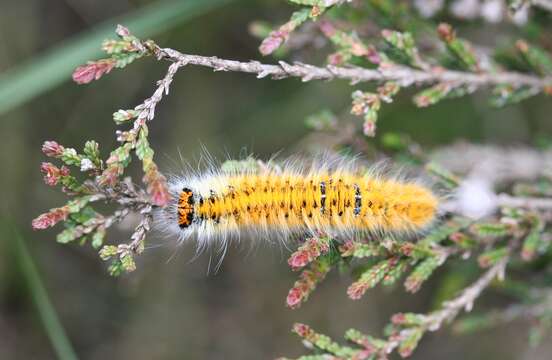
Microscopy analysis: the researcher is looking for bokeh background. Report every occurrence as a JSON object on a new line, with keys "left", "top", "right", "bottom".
{"left": 1, "top": 1, "right": 552, "bottom": 359}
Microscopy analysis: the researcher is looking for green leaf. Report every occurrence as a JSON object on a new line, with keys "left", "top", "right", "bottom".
{"left": 437, "top": 23, "right": 479, "bottom": 72}
{"left": 99, "top": 245, "right": 118, "bottom": 260}
{"left": 417, "top": 217, "right": 471, "bottom": 249}
{"left": 113, "top": 109, "right": 139, "bottom": 124}
{"left": 398, "top": 328, "right": 424, "bottom": 357}
{"left": 351, "top": 258, "right": 396, "bottom": 292}
{"left": 66, "top": 196, "right": 94, "bottom": 215}
{"left": 381, "top": 29, "right": 425, "bottom": 69}
{"left": 135, "top": 127, "right": 154, "bottom": 161}
{"left": 291, "top": 323, "right": 358, "bottom": 358}
{"left": 521, "top": 217, "right": 546, "bottom": 261}
{"left": 91, "top": 227, "right": 106, "bottom": 250}
{"left": 490, "top": 85, "right": 539, "bottom": 107}
{"left": 404, "top": 256, "right": 441, "bottom": 293}
{"left": 345, "top": 328, "right": 387, "bottom": 350}
{"left": 516, "top": 40, "right": 552, "bottom": 76}
{"left": 112, "top": 52, "right": 143, "bottom": 68}
{"left": 56, "top": 227, "right": 82, "bottom": 244}
{"left": 478, "top": 246, "right": 509, "bottom": 268}
{"left": 340, "top": 241, "right": 382, "bottom": 258}
{"left": 473, "top": 223, "right": 510, "bottom": 237}
{"left": 108, "top": 259, "right": 125, "bottom": 276}
{"left": 414, "top": 83, "right": 474, "bottom": 107}
{"left": 60, "top": 148, "right": 82, "bottom": 166}
{"left": 83, "top": 141, "right": 100, "bottom": 161}
{"left": 120, "top": 253, "right": 137, "bottom": 272}
{"left": 382, "top": 259, "right": 408, "bottom": 286}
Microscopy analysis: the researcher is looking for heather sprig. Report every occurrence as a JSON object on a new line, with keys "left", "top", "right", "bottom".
{"left": 33, "top": 25, "right": 177, "bottom": 275}
{"left": 259, "top": 0, "right": 351, "bottom": 56}
{"left": 302, "top": 18, "right": 551, "bottom": 136}
{"left": 72, "top": 25, "right": 152, "bottom": 84}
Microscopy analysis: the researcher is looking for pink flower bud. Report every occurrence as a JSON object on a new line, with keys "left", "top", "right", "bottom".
{"left": 116, "top": 24, "right": 131, "bottom": 37}
{"left": 72, "top": 64, "right": 97, "bottom": 84}
{"left": 391, "top": 313, "right": 407, "bottom": 324}
{"left": 32, "top": 213, "right": 53, "bottom": 229}
{"left": 144, "top": 169, "right": 170, "bottom": 207}
{"left": 72, "top": 60, "right": 115, "bottom": 84}
{"left": 366, "top": 50, "right": 381, "bottom": 64}
{"left": 347, "top": 282, "right": 368, "bottom": 300}
{"left": 338, "top": 240, "right": 355, "bottom": 256}
{"left": 286, "top": 287, "right": 304, "bottom": 309}
{"left": 259, "top": 31, "right": 286, "bottom": 56}
{"left": 328, "top": 52, "right": 345, "bottom": 66}
{"left": 399, "top": 346, "right": 415, "bottom": 358}
{"left": 32, "top": 208, "right": 69, "bottom": 230}
{"left": 41, "top": 162, "right": 61, "bottom": 186}
{"left": 60, "top": 166, "right": 70, "bottom": 177}
{"left": 437, "top": 23, "right": 454, "bottom": 42}
{"left": 363, "top": 120, "right": 376, "bottom": 137}
{"left": 292, "top": 323, "right": 311, "bottom": 337}
{"left": 288, "top": 251, "right": 310, "bottom": 270}
{"left": 42, "top": 141, "right": 64, "bottom": 157}
{"left": 400, "top": 243, "right": 415, "bottom": 256}
{"left": 149, "top": 180, "right": 171, "bottom": 207}
{"left": 318, "top": 20, "right": 336, "bottom": 37}
{"left": 98, "top": 166, "right": 120, "bottom": 187}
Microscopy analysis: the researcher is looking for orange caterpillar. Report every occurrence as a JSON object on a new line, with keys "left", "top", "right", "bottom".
{"left": 156, "top": 156, "right": 438, "bottom": 251}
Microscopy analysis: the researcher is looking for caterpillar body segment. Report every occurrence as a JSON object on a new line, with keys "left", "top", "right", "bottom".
{"left": 158, "top": 159, "right": 438, "bottom": 247}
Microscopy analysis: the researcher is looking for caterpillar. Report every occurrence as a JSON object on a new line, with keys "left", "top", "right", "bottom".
{"left": 156, "top": 155, "right": 439, "bottom": 252}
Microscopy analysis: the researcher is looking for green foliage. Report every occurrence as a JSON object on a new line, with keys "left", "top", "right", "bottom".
{"left": 516, "top": 40, "right": 552, "bottom": 76}
{"left": 381, "top": 30, "right": 425, "bottom": 69}
{"left": 437, "top": 23, "right": 479, "bottom": 71}
{"left": 404, "top": 256, "right": 442, "bottom": 293}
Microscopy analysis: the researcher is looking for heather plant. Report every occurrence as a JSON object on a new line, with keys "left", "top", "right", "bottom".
{"left": 32, "top": 1, "right": 552, "bottom": 358}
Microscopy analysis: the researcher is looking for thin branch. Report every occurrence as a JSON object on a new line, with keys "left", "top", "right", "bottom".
{"left": 425, "top": 256, "right": 508, "bottom": 330}
{"left": 151, "top": 47, "right": 552, "bottom": 89}
{"left": 458, "top": 290, "right": 552, "bottom": 329}
{"left": 384, "top": 256, "right": 508, "bottom": 355}
{"left": 496, "top": 194, "right": 552, "bottom": 210}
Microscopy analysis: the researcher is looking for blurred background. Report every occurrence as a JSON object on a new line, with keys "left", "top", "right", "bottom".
{"left": 1, "top": 0, "right": 552, "bottom": 359}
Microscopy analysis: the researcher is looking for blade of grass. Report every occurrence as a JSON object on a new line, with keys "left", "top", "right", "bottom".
{"left": 9, "top": 223, "right": 78, "bottom": 360}
{"left": 0, "top": 0, "right": 234, "bottom": 116}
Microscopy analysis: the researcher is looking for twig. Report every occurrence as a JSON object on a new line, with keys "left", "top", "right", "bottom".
{"left": 496, "top": 194, "right": 552, "bottom": 210}
{"left": 425, "top": 256, "right": 508, "bottom": 329}
{"left": 459, "top": 290, "right": 552, "bottom": 328}
{"left": 385, "top": 256, "right": 508, "bottom": 355}
{"left": 151, "top": 47, "right": 552, "bottom": 89}
{"left": 132, "top": 60, "right": 185, "bottom": 123}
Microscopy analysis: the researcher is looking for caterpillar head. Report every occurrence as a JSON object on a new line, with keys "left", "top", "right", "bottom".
{"left": 155, "top": 183, "right": 199, "bottom": 242}
{"left": 177, "top": 187, "right": 195, "bottom": 229}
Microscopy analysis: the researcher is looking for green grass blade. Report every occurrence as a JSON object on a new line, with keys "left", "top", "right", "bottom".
{"left": 9, "top": 224, "right": 78, "bottom": 360}
{"left": 0, "top": 0, "right": 233, "bottom": 116}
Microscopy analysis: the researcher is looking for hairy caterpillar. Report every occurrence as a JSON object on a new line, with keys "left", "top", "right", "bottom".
{"left": 156, "top": 155, "right": 439, "bottom": 252}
